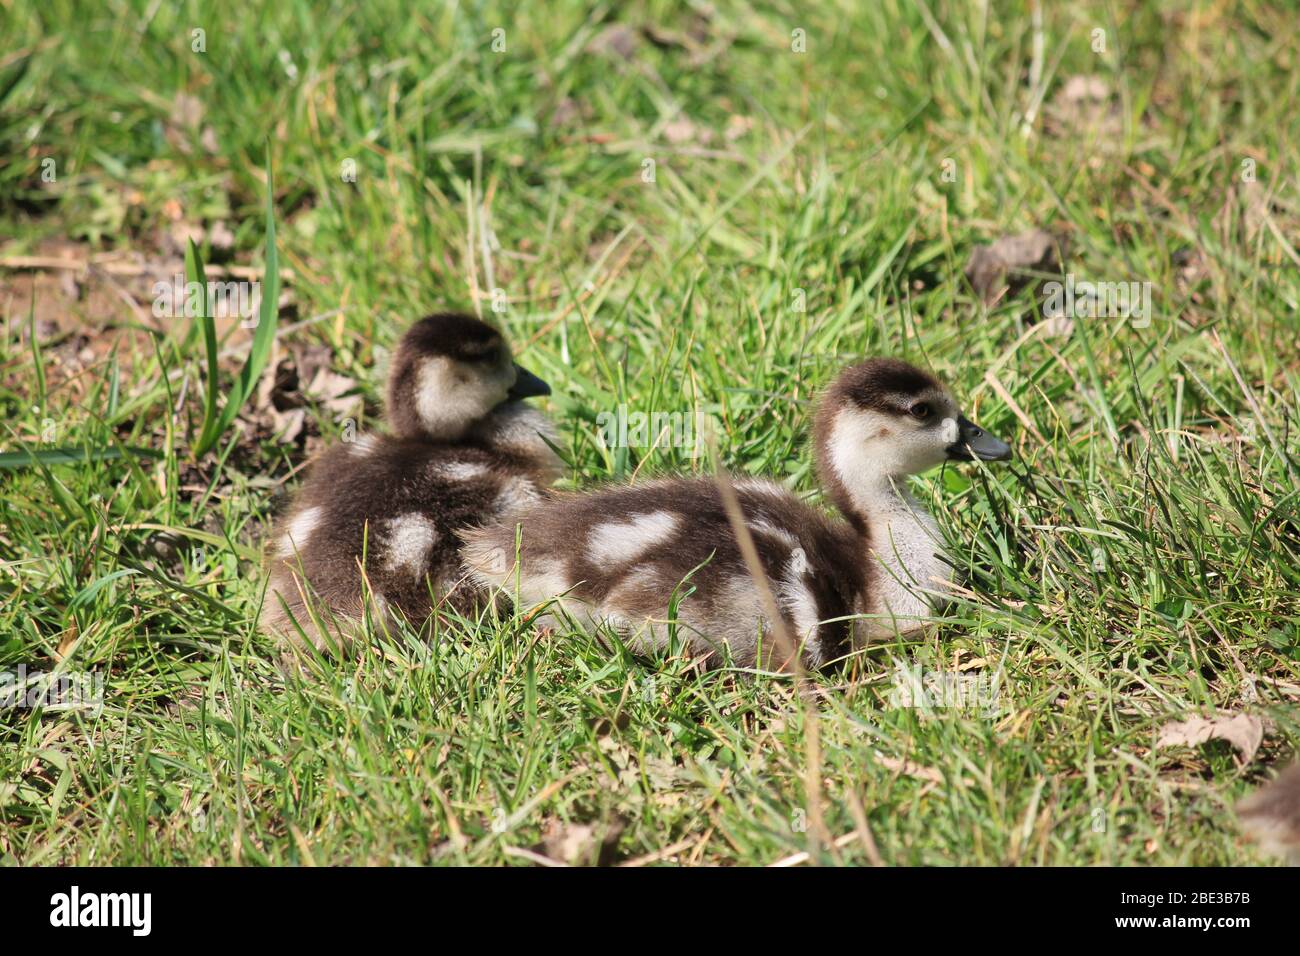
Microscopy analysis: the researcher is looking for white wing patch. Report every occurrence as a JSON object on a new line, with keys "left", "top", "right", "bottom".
{"left": 587, "top": 510, "right": 681, "bottom": 565}
{"left": 749, "top": 518, "right": 800, "bottom": 552}
{"left": 382, "top": 512, "right": 439, "bottom": 576}
{"left": 278, "top": 506, "right": 322, "bottom": 556}
{"left": 460, "top": 527, "right": 512, "bottom": 585}
{"left": 349, "top": 433, "right": 379, "bottom": 457}
{"left": 734, "top": 478, "right": 787, "bottom": 498}
{"left": 439, "top": 460, "right": 491, "bottom": 481}
{"left": 777, "top": 556, "right": 821, "bottom": 661}
{"left": 494, "top": 476, "right": 540, "bottom": 516}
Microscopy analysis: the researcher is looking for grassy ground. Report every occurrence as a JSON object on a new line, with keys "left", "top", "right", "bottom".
{"left": 1, "top": 0, "right": 1298, "bottom": 865}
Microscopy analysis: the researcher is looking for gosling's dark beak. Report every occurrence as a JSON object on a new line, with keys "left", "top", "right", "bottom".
{"left": 507, "top": 364, "right": 551, "bottom": 400}
{"left": 946, "top": 415, "right": 1012, "bottom": 462}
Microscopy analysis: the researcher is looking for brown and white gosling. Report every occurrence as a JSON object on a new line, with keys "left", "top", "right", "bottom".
{"left": 462, "top": 358, "right": 1011, "bottom": 670}
{"left": 261, "top": 313, "right": 560, "bottom": 653}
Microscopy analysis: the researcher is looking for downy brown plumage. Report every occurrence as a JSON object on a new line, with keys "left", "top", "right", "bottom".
{"left": 261, "top": 313, "right": 559, "bottom": 653}
{"left": 1237, "top": 763, "right": 1300, "bottom": 864}
{"left": 462, "top": 358, "right": 1011, "bottom": 669}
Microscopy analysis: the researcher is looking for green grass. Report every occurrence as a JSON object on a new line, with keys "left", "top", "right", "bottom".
{"left": 1, "top": 0, "right": 1298, "bottom": 865}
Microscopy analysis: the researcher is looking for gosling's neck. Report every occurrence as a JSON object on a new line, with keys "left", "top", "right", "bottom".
{"left": 818, "top": 411, "right": 933, "bottom": 532}
{"left": 832, "top": 467, "right": 940, "bottom": 546}
{"left": 818, "top": 432, "right": 953, "bottom": 632}
{"left": 472, "top": 401, "right": 562, "bottom": 481}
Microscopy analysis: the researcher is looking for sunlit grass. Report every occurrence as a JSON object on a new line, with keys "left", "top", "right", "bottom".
{"left": 0, "top": 0, "right": 1297, "bottom": 865}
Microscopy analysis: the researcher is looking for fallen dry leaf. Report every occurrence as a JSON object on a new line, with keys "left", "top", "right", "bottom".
{"left": 641, "top": 11, "right": 730, "bottom": 68}
{"left": 208, "top": 220, "right": 235, "bottom": 250}
{"left": 1172, "top": 246, "right": 1210, "bottom": 293}
{"left": 1060, "top": 74, "right": 1110, "bottom": 103}
{"left": 171, "top": 92, "right": 204, "bottom": 129}
{"left": 304, "top": 366, "right": 362, "bottom": 421}
{"left": 1044, "top": 74, "right": 1125, "bottom": 144}
{"left": 551, "top": 97, "right": 586, "bottom": 128}
{"left": 587, "top": 24, "right": 639, "bottom": 59}
{"left": 54, "top": 624, "right": 79, "bottom": 663}
{"left": 243, "top": 340, "right": 359, "bottom": 449}
{"left": 874, "top": 754, "right": 945, "bottom": 784}
{"left": 1156, "top": 712, "right": 1266, "bottom": 764}
{"left": 965, "top": 228, "right": 1064, "bottom": 306}
{"left": 163, "top": 220, "right": 206, "bottom": 259}
{"left": 536, "top": 817, "right": 624, "bottom": 867}
{"left": 724, "top": 114, "right": 753, "bottom": 142}
{"left": 662, "top": 115, "right": 711, "bottom": 146}
{"left": 269, "top": 407, "right": 307, "bottom": 444}
{"left": 166, "top": 92, "right": 218, "bottom": 156}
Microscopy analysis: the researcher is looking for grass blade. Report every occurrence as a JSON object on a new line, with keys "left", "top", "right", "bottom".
{"left": 187, "top": 238, "right": 219, "bottom": 452}
{"left": 192, "top": 148, "right": 280, "bottom": 457}
{"left": 0, "top": 446, "right": 163, "bottom": 469}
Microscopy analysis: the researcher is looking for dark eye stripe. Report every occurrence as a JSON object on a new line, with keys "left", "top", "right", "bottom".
{"left": 456, "top": 345, "right": 504, "bottom": 363}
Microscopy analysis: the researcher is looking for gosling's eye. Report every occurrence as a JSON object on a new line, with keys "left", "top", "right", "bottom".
{"left": 909, "top": 402, "right": 931, "bottom": 420}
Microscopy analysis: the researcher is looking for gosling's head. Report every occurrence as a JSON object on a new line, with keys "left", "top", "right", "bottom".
{"left": 815, "top": 358, "right": 1012, "bottom": 495}
{"left": 386, "top": 313, "right": 551, "bottom": 441}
